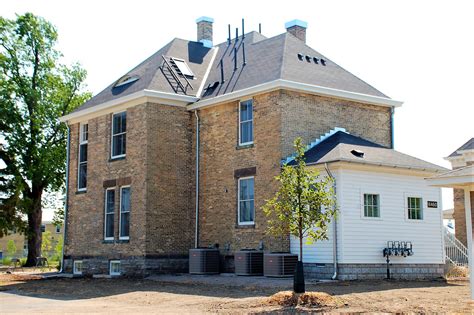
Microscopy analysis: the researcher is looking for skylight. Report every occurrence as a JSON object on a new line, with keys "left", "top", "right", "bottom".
{"left": 114, "top": 75, "right": 139, "bottom": 88}
{"left": 171, "top": 57, "right": 194, "bottom": 78}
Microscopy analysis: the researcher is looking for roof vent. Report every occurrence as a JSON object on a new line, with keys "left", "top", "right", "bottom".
{"left": 114, "top": 75, "right": 139, "bottom": 88}
{"left": 305, "top": 55, "right": 312, "bottom": 62}
{"left": 351, "top": 149, "right": 364, "bottom": 158}
{"left": 297, "top": 53, "right": 304, "bottom": 60}
{"left": 312, "top": 57, "right": 319, "bottom": 64}
{"left": 320, "top": 59, "right": 327, "bottom": 66}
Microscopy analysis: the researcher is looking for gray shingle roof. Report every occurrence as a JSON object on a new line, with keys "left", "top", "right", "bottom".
{"left": 448, "top": 138, "right": 474, "bottom": 157}
{"left": 73, "top": 30, "right": 390, "bottom": 114}
{"left": 289, "top": 131, "right": 448, "bottom": 173}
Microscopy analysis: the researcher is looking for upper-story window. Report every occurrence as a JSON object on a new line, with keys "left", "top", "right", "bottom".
{"left": 363, "top": 194, "right": 380, "bottom": 218}
{"left": 111, "top": 112, "right": 127, "bottom": 159}
{"left": 78, "top": 123, "right": 88, "bottom": 190}
{"left": 238, "top": 177, "right": 255, "bottom": 225}
{"left": 55, "top": 225, "right": 61, "bottom": 233}
{"left": 407, "top": 197, "right": 423, "bottom": 220}
{"left": 239, "top": 100, "right": 253, "bottom": 146}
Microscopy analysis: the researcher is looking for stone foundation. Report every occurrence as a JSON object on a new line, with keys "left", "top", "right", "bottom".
{"left": 63, "top": 255, "right": 188, "bottom": 277}
{"left": 304, "top": 263, "right": 445, "bottom": 280}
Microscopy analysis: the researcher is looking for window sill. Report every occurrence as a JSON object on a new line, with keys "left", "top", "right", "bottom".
{"left": 102, "top": 239, "right": 130, "bottom": 244}
{"left": 236, "top": 224, "right": 255, "bottom": 229}
{"left": 109, "top": 156, "right": 126, "bottom": 162}
{"left": 118, "top": 239, "right": 130, "bottom": 243}
{"left": 236, "top": 143, "right": 254, "bottom": 150}
{"left": 75, "top": 190, "right": 87, "bottom": 195}
{"left": 102, "top": 240, "right": 114, "bottom": 244}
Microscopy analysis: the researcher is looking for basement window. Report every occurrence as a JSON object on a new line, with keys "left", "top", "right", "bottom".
{"left": 110, "top": 260, "right": 121, "bottom": 276}
{"left": 171, "top": 57, "right": 194, "bottom": 78}
{"left": 73, "top": 261, "right": 83, "bottom": 275}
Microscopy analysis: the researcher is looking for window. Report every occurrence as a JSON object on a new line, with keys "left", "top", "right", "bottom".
{"left": 104, "top": 188, "right": 115, "bottom": 240}
{"left": 408, "top": 197, "right": 423, "bottom": 220}
{"left": 41, "top": 224, "right": 45, "bottom": 233}
{"left": 238, "top": 177, "right": 255, "bottom": 225}
{"left": 110, "top": 260, "right": 121, "bottom": 276}
{"left": 73, "top": 261, "right": 83, "bottom": 275}
{"left": 119, "top": 186, "right": 131, "bottom": 240}
{"left": 363, "top": 194, "right": 380, "bottom": 218}
{"left": 55, "top": 225, "right": 61, "bottom": 233}
{"left": 239, "top": 100, "right": 253, "bottom": 145}
{"left": 111, "top": 112, "right": 126, "bottom": 158}
{"left": 171, "top": 57, "right": 194, "bottom": 78}
{"left": 78, "top": 123, "right": 88, "bottom": 190}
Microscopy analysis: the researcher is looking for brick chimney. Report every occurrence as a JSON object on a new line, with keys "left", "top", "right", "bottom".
{"left": 196, "top": 16, "right": 214, "bottom": 48}
{"left": 285, "top": 19, "right": 308, "bottom": 43}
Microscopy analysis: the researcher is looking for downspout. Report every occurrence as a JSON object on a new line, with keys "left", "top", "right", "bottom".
{"left": 194, "top": 110, "right": 200, "bottom": 248}
{"left": 390, "top": 106, "right": 395, "bottom": 149}
{"left": 60, "top": 125, "right": 70, "bottom": 273}
{"left": 325, "top": 163, "right": 338, "bottom": 280}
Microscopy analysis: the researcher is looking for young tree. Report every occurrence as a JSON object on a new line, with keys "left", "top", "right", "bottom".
{"left": 262, "top": 138, "right": 337, "bottom": 293}
{"left": 0, "top": 13, "right": 90, "bottom": 266}
{"left": 41, "top": 230, "right": 52, "bottom": 257}
{"left": 54, "top": 235, "right": 63, "bottom": 261}
{"left": 7, "top": 239, "right": 16, "bottom": 257}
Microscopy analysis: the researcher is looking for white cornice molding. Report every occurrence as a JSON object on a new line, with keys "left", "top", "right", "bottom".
{"left": 187, "top": 79, "right": 403, "bottom": 110}
{"left": 60, "top": 90, "right": 198, "bottom": 123}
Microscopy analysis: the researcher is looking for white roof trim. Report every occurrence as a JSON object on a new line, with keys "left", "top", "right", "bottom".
{"left": 196, "top": 47, "right": 219, "bottom": 98}
{"left": 187, "top": 79, "right": 403, "bottom": 110}
{"left": 60, "top": 90, "right": 198, "bottom": 122}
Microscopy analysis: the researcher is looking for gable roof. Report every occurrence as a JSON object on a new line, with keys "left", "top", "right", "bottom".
{"left": 448, "top": 138, "right": 474, "bottom": 158}
{"left": 199, "top": 31, "right": 388, "bottom": 101}
{"left": 286, "top": 130, "right": 448, "bottom": 173}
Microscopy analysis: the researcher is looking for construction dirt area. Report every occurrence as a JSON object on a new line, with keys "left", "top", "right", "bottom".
{"left": 0, "top": 272, "right": 473, "bottom": 313}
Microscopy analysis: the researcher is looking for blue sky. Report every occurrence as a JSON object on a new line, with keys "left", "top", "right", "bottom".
{"left": 3, "top": 0, "right": 474, "bottom": 214}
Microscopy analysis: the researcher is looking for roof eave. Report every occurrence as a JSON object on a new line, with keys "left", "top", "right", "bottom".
{"left": 60, "top": 90, "right": 199, "bottom": 123}
{"left": 187, "top": 79, "right": 403, "bottom": 111}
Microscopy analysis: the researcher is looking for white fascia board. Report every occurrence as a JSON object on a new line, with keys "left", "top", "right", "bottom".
{"left": 427, "top": 175, "right": 474, "bottom": 189}
{"left": 196, "top": 47, "right": 219, "bottom": 97}
{"left": 187, "top": 79, "right": 403, "bottom": 111}
{"left": 60, "top": 90, "right": 198, "bottom": 123}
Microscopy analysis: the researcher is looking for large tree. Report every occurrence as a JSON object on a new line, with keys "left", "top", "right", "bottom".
{"left": 262, "top": 137, "right": 337, "bottom": 293}
{"left": 0, "top": 13, "right": 90, "bottom": 266}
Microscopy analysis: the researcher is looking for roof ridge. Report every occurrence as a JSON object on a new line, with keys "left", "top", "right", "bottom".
{"left": 281, "top": 127, "right": 348, "bottom": 165}
{"left": 279, "top": 33, "right": 289, "bottom": 79}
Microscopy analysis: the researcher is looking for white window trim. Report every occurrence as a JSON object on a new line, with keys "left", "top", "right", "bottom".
{"left": 104, "top": 187, "right": 115, "bottom": 241}
{"left": 404, "top": 193, "right": 424, "bottom": 222}
{"left": 55, "top": 226, "right": 61, "bottom": 234}
{"left": 119, "top": 185, "right": 131, "bottom": 240}
{"left": 109, "top": 260, "right": 121, "bottom": 276}
{"left": 238, "top": 99, "right": 254, "bottom": 146}
{"left": 360, "top": 192, "right": 382, "bottom": 220}
{"left": 238, "top": 176, "right": 255, "bottom": 226}
{"left": 77, "top": 122, "right": 88, "bottom": 191}
{"left": 73, "top": 260, "right": 83, "bottom": 275}
{"left": 111, "top": 111, "right": 127, "bottom": 159}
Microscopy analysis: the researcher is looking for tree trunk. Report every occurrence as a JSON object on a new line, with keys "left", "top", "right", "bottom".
{"left": 24, "top": 188, "right": 43, "bottom": 267}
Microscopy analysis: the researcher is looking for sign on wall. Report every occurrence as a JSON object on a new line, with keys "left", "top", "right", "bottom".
{"left": 427, "top": 201, "right": 438, "bottom": 208}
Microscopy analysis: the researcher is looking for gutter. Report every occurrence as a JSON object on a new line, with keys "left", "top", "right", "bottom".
{"left": 325, "top": 163, "right": 338, "bottom": 280}
{"left": 390, "top": 106, "right": 395, "bottom": 149}
{"left": 194, "top": 110, "right": 200, "bottom": 248}
{"left": 60, "top": 126, "right": 70, "bottom": 273}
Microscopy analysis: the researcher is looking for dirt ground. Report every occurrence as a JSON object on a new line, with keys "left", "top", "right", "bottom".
{"left": 0, "top": 272, "right": 473, "bottom": 314}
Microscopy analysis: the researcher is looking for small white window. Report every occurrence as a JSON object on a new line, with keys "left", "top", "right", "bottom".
{"left": 111, "top": 112, "right": 126, "bottom": 159}
{"left": 238, "top": 177, "right": 255, "bottom": 225}
{"left": 110, "top": 260, "right": 121, "bottom": 276}
{"left": 78, "top": 123, "right": 88, "bottom": 191}
{"left": 73, "top": 261, "right": 83, "bottom": 275}
{"left": 119, "top": 186, "right": 131, "bottom": 240}
{"left": 363, "top": 194, "right": 380, "bottom": 218}
{"left": 55, "top": 225, "right": 61, "bottom": 233}
{"left": 407, "top": 197, "right": 423, "bottom": 220}
{"left": 239, "top": 100, "right": 253, "bottom": 146}
{"left": 171, "top": 57, "right": 194, "bottom": 78}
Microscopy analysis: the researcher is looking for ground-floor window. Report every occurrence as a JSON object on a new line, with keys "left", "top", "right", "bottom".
{"left": 119, "top": 186, "right": 131, "bottom": 239}
{"left": 73, "top": 260, "right": 83, "bottom": 275}
{"left": 363, "top": 194, "right": 380, "bottom": 218}
{"left": 110, "top": 260, "right": 121, "bottom": 276}
{"left": 238, "top": 177, "right": 255, "bottom": 225}
{"left": 104, "top": 188, "right": 115, "bottom": 240}
{"left": 407, "top": 197, "right": 423, "bottom": 220}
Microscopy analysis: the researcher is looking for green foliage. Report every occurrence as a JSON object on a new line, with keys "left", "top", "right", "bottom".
{"left": 53, "top": 235, "right": 63, "bottom": 261}
{"left": 52, "top": 207, "right": 64, "bottom": 227}
{"left": 0, "top": 13, "right": 90, "bottom": 261}
{"left": 6, "top": 239, "right": 16, "bottom": 257}
{"left": 262, "top": 138, "right": 337, "bottom": 259}
{"left": 2, "top": 257, "right": 11, "bottom": 265}
{"left": 41, "top": 230, "right": 52, "bottom": 254}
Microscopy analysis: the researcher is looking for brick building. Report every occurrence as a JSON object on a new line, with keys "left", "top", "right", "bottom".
{"left": 60, "top": 18, "right": 447, "bottom": 278}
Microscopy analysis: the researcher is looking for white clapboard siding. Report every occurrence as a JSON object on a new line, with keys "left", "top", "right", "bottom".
{"left": 291, "top": 167, "right": 443, "bottom": 265}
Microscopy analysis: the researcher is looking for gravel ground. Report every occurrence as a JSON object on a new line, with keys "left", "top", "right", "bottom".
{"left": 0, "top": 272, "right": 473, "bottom": 313}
